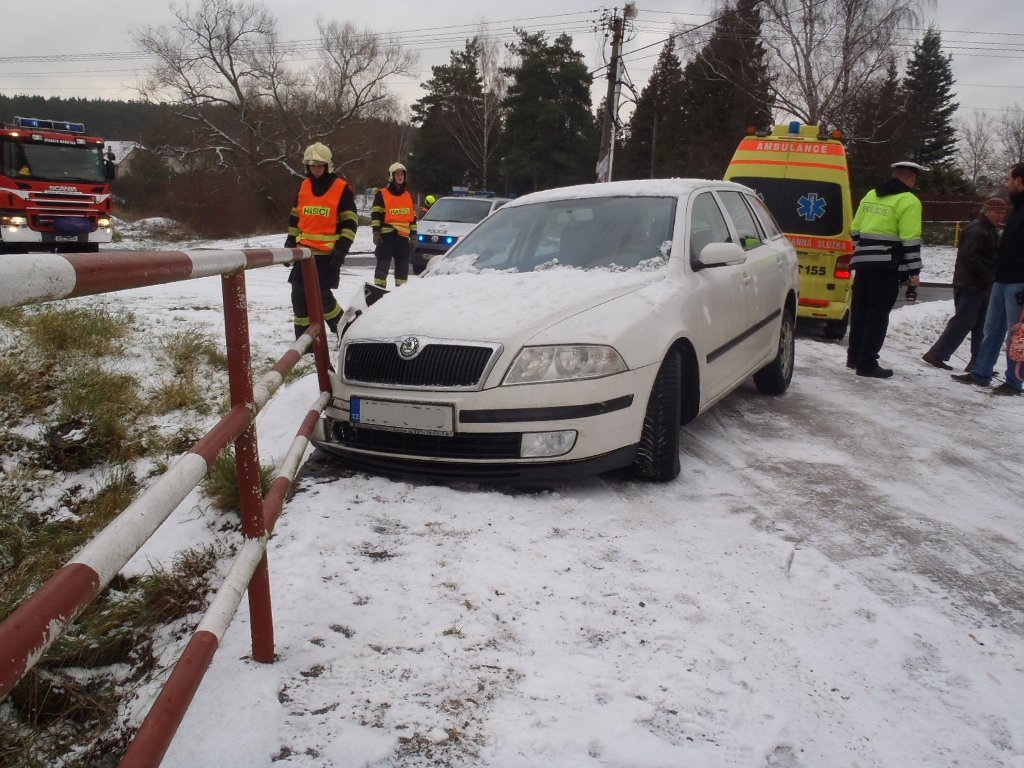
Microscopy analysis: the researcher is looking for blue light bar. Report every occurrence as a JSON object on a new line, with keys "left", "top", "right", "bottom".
{"left": 14, "top": 116, "right": 86, "bottom": 134}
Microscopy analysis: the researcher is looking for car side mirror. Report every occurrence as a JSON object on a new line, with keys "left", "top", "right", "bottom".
{"left": 694, "top": 241, "right": 746, "bottom": 269}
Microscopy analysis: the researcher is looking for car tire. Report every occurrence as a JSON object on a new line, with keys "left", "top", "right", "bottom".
{"left": 823, "top": 311, "right": 849, "bottom": 340}
{"left": 754, "top": 309, "right": 795, "bottom": 395}
{"left": 633, "top": 349, "right": 682, "bottom": 481}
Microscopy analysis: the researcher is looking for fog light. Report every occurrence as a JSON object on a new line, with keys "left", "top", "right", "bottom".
{"left": 521, "top": 430, "right": 577, "bottom": 458}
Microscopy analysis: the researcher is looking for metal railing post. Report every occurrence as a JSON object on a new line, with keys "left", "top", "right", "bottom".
{"left": 221, "top": 271, "right": 274, "bottom": 663}
{"left": 299, "top": 257, "right": 333, "bottom": 393}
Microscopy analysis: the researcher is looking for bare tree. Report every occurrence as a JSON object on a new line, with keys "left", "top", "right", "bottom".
{"left": 956, "top": 110, "right": 998, "bottom": 190}
{"left": 446, "top": 33, "right": 507, "bottom": 189}
{"left": 758, "top": 0, "right": 927, "bottom": 128}
{"left": 997, "top": 103, "right": 1024, "bottom": 167}
{"left": 134, "top": 0, "right": 417, "bottom": 208}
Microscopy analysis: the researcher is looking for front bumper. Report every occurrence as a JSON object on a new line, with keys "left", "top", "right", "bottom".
{"left": 319, "top": 364, "right": 658, "bottom": 480}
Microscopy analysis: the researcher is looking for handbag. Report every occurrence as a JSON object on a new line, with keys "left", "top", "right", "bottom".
{"left": 1008, "top": 305, "right": 1024, "bottom": 380}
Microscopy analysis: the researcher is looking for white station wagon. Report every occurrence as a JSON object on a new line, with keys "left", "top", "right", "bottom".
{"left": 319, "top": 179, "right": 798, "bottom": 482}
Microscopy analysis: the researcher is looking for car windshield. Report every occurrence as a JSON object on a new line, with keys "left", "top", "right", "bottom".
{"left": 421, "top": 198, "right": 495, "bottom": 224}
{"left": 428, "top": 195, "right": 676, "bottom": 274}
{"left": 730, "top": 176, "right": 843, "bottom": 237}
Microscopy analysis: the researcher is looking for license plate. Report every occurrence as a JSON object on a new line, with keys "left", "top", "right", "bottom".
{"left": 54, "top": 235, "right": 81, "bottom": 242}
{"left": 351, "top": 396, "right": 454, "bottom": 436}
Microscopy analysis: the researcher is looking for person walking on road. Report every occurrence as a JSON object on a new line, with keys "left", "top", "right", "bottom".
{"left": 372, "top": 163, "right": 418, "bottom": 289}
{"left": 846, "top": 160, "right": 927, "bottom": 378}
{"left": 952, "top": 163, "right": 1024, "bottom": 396}
{"left": 283, "top": 142, "right": 358, "bottom": 340}
{"left": 922, "top": 197, "right": 1007, "bottom": 371}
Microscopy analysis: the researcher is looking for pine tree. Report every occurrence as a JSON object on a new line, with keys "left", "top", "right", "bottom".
{"left": 846, "top": 56, "right": 910, "bottom": 194}
{"left": 900, "top": 28, "right": 963, "bottom": 191}
{"left": 501, "top": 31, "right": 599, "bottom": 194}
{"left": 410, "top": 40, "right": 498, "bottom": 195}
{"left": 619, "top": 39, "right": 686, "bottom": 179}
{"left": 677, "top": 0, "right": 773, "bottom": 179}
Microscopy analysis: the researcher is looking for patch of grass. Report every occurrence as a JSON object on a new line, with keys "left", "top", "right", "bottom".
{"left": 1, "top": 545, "right": 220, "bottom": 768}
{"left": 201, "top": 448, "right": 275, "bottom": 511}
{"left": 0, "top": 467, "right": 140, "bottom": 622}
{"left": 151, "top": 328, "right": 226, "bottom": 415}
{"left": 19, "top": 303, "right": 133, "bottom": 361}
{"left": 44, "top": 365, "right": 147, "bottom": 469}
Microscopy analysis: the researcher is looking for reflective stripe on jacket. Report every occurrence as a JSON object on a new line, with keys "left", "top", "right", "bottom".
{"left": 850, "top": 186, "right": 922, "bottom": 275}
{"left": 380, "top": 188, "right": 417, "bottom": 238}
{"left": 296, "top": 177, "right": 348, "bottom": 253}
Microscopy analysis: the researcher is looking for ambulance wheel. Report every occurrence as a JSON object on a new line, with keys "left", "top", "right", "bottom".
{"left": 824, "top": 312, "right": 849, "bottom": 340}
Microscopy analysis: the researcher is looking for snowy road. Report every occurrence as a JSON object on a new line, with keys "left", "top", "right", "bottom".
{"left": 101, "top": 228, "right": 1023, "bottom": 767}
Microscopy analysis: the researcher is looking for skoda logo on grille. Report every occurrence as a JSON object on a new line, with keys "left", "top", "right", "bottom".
{"left": 397, "top": 336, "right": 421, "bottom": 359}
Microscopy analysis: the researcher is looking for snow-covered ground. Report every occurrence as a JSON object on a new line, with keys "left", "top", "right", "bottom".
{"left": 88, "top": 224, "right": 1024, "bottom": 766}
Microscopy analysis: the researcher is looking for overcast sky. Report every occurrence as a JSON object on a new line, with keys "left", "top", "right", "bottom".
{"left": 2, "top": 0, "right": 1021, "bottom": 127}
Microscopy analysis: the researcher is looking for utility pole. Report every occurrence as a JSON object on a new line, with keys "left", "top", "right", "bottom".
{"left": 596, "top": 3, "right": 637, "bottom": 183}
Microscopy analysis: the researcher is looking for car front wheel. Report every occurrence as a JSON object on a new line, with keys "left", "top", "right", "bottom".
{"left": 754, "top": 309, "right": 795, "bottom": 395}
{"left": 633, "top": 349, "right": 682, "bottom": 481}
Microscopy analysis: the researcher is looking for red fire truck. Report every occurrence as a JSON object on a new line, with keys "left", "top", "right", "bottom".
{"left": 0, "top": 116, "right": 114, "bottom": 254}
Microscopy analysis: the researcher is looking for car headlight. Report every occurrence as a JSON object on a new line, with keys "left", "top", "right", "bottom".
{"left": 503, "top": 345, "right": 626, "bottom": 385}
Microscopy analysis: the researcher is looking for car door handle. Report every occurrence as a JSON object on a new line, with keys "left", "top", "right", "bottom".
{"left": 742, "top": 272, "right": 753, "bottom": 285}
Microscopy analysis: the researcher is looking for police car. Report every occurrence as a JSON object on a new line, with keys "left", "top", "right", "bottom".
{"left": 413, "top": 192, "right": 511, "bottom": 274}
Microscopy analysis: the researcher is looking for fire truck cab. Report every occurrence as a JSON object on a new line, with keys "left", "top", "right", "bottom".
{"left": 0, "top": 116, "right": 114, "bottom": 254}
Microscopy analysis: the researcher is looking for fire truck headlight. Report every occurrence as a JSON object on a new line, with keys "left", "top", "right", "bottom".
{"left": 97, "top": 217, "right": 111, "bottom": 228}
{"left": 2, "top": 214, "right": 27, "bottom": 230}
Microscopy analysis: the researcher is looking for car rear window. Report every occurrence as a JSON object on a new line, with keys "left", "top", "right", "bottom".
{"left": 421, "top": 198, "right": 495, "bottom": 224}
{"left": 730, "top": 177, "right": 843, "bottom": 237}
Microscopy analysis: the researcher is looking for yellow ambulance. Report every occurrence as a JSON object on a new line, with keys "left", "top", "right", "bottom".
{"left": 724, "top": 122, "right": 854, "bottom": 339}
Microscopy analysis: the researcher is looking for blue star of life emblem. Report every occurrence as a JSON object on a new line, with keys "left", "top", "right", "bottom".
{"left": 797, "top": 193, "right": 827, "bottom": 222}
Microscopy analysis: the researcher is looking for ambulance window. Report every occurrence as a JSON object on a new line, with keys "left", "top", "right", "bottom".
{"left": 689, "top": 192, "right": 731, "bottom": 258}
{"left": 718, "top": 190, "right": 762, "bottom": 251}
{"left": 747, "top": 194, "right": 784, "bottom": 239}
{"left": 730, "top": 177, "right": 843, "bottom": 236}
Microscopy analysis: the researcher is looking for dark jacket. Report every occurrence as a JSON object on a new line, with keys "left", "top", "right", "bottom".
{"left": 952, "top": 213, "right": 1000, "bottom": 292}
{"left": 994, "top": 190, "right": 1024, "bottom": 283}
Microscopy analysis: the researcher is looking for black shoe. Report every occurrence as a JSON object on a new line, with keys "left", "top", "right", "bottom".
{"left": 856, "top": 366, "right": 893, "bottom": 378}
{"left": 921, "top": 352, "right": 952, "bottom": 370}
{"left": 951, "top": 373, "right": 980, "bottom": 385}
{"left": 846, "top": 358, "right": 856, "bottom": 369}
{"left": 990, "top": 383, "right": 1022, "bottom": 397}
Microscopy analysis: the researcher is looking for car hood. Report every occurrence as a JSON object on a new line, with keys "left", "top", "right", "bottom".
{"left": 346, "top": 270, "right": 657, "bottom": 344}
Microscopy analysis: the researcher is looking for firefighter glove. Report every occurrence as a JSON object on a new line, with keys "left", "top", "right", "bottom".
{"left": 373, "top": 232, "right": 382, "bottom": 247}
{"left": 409, "top": 238, "right": 418, "bottom": 254}
{"left": 284, "top": 236, "right": 297, "bottom": 248}
{"left": 328, "top": 248, "right": 346, "bottom": 270}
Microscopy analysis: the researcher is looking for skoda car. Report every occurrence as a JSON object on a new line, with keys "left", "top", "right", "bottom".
{"left": 413, "top": 195, "right": 511, "bottom": 273}
{"left": 319, "top": 179, "right": 798, "bottom": 482}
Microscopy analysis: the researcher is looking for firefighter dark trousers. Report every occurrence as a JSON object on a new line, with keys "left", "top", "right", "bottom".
{"left": 374, "top": 232, "right": 410, "bottom": 288}
{"left": 847, "top": 268, "right": 900, "bottom": 371}
{"left": 288, "top": 255, "right": 343, "bottom": 341}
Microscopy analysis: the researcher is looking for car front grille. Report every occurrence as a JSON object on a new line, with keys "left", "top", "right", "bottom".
{"left": 344, "top": 341, "right": 497, "bottom": 388}
{"left": 333, "top": 423, "right": 521, "bottom": 459}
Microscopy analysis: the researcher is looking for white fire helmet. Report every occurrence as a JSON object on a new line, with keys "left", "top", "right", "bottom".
{"left": 388, "top": 162, "right": 407, "bottom": 180}
{"left": 302, "top": 142, "right": 333, "bottom": 172}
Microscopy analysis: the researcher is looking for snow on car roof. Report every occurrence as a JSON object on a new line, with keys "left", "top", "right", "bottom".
{"left": 503, "top": 178, "right": 745, "bottom": 208}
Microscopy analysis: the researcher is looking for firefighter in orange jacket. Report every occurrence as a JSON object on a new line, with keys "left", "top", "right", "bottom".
{"left": 371, "top": 162, "right": 418, "bottom": 288}
{"left": 284, "top": 142, "right": 358, "bottom": 340}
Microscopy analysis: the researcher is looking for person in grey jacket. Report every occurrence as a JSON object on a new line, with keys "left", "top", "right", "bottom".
{"left": 922, "top": 197, "right": 1007, "bottom": 370}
